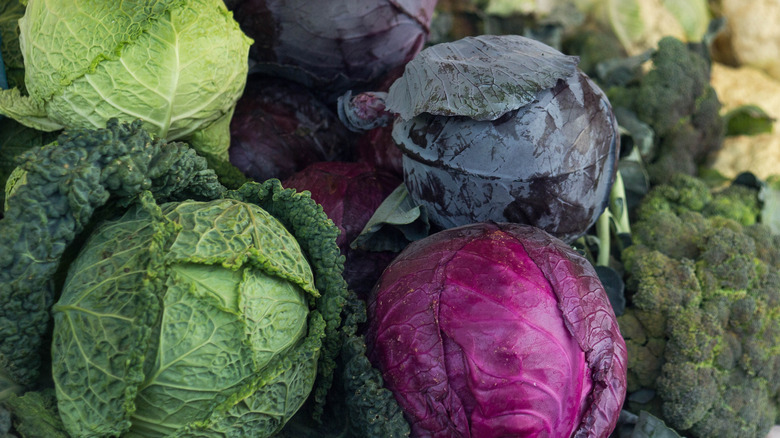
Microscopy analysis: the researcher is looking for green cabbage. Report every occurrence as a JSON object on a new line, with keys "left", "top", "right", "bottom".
{"left": 52, "top": 193, "right": 325, "bottom": 438}
{"left": 0, "top": 119, "right": 351, "bottom": 437}
{"left": 0, "top": 0, "right": 251, "bottom": 161}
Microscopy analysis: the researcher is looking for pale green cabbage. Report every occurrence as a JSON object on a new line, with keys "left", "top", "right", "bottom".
{"left": 0, "top": 0, "right": 252, "bottom": 160}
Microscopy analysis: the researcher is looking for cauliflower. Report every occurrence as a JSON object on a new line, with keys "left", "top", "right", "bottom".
{"left": 709, "top": 62, "right": 780, "bottom": 180}
{"left": 619, "top": 173, "right": 780, "bottom": 438}
{"left": 715, "top": 0, "right": 780, "bottom": 81}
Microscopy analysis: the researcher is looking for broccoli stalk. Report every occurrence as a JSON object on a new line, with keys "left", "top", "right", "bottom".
{"left": 619, "top": 173, "right": 780, "bottom": 438}
{"left": 596, "top": 169, "right": 632, "bottom": 267}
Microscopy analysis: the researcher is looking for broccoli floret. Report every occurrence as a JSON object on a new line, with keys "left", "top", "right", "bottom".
{"left": 607, "top": 37, "right": 724, "bottom": 184}
{"left": 619, "top": 173, "right": 780, "bottom": 438}
{"left": 703, "top": 183, "right": 761, "bottom": 226}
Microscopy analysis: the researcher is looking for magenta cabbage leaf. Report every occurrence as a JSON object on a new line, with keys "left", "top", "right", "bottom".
{"left": 366, "top": 222, "right": 627, "bottom": 438}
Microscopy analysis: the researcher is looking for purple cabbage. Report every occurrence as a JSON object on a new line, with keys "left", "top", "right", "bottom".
{"left": 354, "top": 124, "right": 404, "bottom": 179}
{"left": 366, "top": 222, "right": 628, "bottom": 438}
{"left": 394, "top": 67, "right": 619, "bottom": 243}
{"left": 339, "top": 35, "right": 620, "bottom": 243}
{"left": 228, "top": 76, "right": 353, "bottom": 182}
{"left": 227, "top": 0, "right": 438, "bottom": 96}
{"left": 283, "top": 161, "right": 402, "bottom": 297}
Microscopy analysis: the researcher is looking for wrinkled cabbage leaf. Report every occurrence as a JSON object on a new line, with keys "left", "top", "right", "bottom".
{"left": 0, "top": 118, "right": 59, "bottom": 210}
{"left": 385, "top": 34, "right": 579, "bottom": 121}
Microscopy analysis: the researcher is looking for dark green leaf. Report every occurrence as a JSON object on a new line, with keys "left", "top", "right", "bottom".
{"left": 723, "top": 105, "right": 775, "bottom": 136}
{"left": 615, "top": 106, "right": 655, "bottom": 160}
{"left": 0, "top": 118, "right": 60, "bottom": 209}
{"left": 0, "top": 390, "right": 69, "bottom": 438}
{"left": 617, "top": 159, "right": 650, "bottom": 214}
{"left": 595, "top": 265, "right": 626, "bottom": 316}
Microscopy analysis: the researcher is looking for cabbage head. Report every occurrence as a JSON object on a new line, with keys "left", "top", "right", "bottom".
{"left": 0, "top": 0, "right": 251, "bottom": 162}
{"left": 51, "top": 192, "right": 325, "bottom": 438}
{"left": 366, "top": 222, "right": 628, "bottom": 438}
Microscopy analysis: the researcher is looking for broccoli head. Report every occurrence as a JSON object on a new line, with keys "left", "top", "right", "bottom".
{"left": 608, "top": 37, "right": 724, "bottom": 184}
{"left": 619, "top": 173, "right": 780, "bottom": 438}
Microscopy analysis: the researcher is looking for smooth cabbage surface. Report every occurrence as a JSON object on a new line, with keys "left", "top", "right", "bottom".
{"left": 52, "top": 196, "right": 319, "bottom": 438}
{"left": 367, "top": 222, "right": 627, "bottom": 438}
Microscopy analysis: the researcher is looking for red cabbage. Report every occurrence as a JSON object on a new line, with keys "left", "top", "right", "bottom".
{"left": 227, "top": 0, "right": 438, "bottom": 96}
{"left": 393, "top": 67, "right": 619, "bottom": 243}
{"left": 366, "top": 222, "right": 627, "bottom": 437}
{"left": 354, "top": 124, "right": 404, "bottom": 179}
{"left": 283, "top": 161, "right": 402, "bottom": 296}
{"left": 228, "top": 76, "right": 354, "bottom": 182}
{"left": 338, "top": 35, "right": 620, "bottom": 243}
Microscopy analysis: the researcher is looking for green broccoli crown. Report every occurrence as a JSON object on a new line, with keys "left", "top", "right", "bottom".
{"left": 608, "top": 37, "right": 724, "bottom": 182}
{"left": 619, "top": 173, "right": 780, "bottom": 438}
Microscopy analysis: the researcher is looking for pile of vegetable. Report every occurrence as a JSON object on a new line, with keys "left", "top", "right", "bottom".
{"left": 1, "top": 1, "right": 779, "bottom": 438}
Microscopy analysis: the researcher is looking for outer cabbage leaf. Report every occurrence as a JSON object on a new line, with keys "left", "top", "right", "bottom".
{"left": 0, "top": 389, "right": 69, "bottom": 438}
{"left": 385, "top": 34, "right": 579, "bottom": 121}
{"left": 19, "top": 0, "right": 178, "bottom": 102}
{"left": 0, "top": 0, "right": 252, "bottom": 161}
{"left": 228, "top": 180, "right": 350, "bottom": 423}
{"left": 366, "top": 222, "right": 627, "bottom": 438}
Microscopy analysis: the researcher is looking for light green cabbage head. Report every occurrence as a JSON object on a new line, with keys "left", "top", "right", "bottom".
{"left": 0, "top": 0, "right": 252, "bottom": 161}
{"left": 52, "top": 192, "right": 324, "bottom": 438}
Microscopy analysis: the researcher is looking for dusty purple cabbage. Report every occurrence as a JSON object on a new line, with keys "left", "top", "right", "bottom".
{"left": 227, "top": 0, "right": 438, "bottom": 96}
{"left": 354, "top": 124, "right": 404, "bottom": 179}
{"left": 283, "top": 161, "right": 402, "bottom": 297}
{"left": 340, "top": 35, "right": 620, "bottom": 243}
{"left": 394, "top": 68, "right": 619, "bottom": 243}
{"left": 228, "top": 76, "right": 353, "bottom": 182}
{"left": 366, "top": 222, "right": 627, "bottom": 438}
